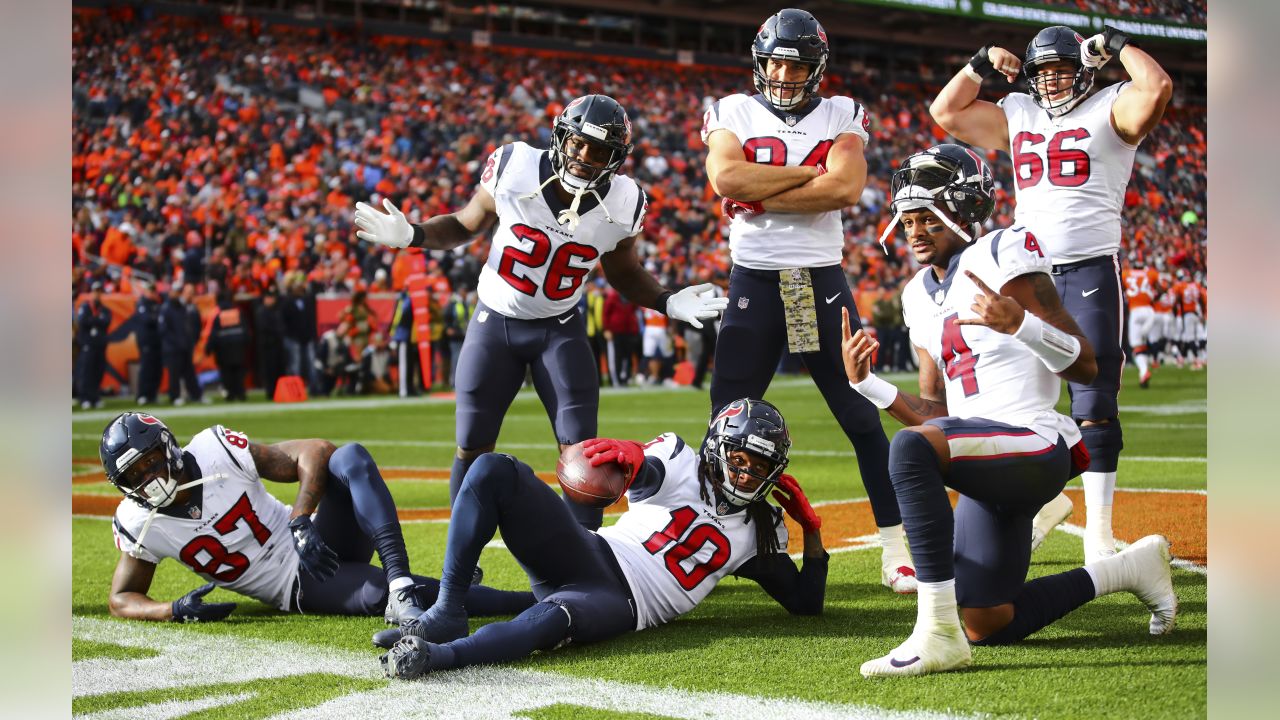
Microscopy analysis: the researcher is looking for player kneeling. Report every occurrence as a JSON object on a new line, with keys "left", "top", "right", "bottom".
{"left": 101, "top": 412, "right": 533, "bottom": 624}
{"left": 851, "top": 146, "right": 1176, "bottom": 677}
{"left": 378, "top": 398, "right": 827, "bottom": 680}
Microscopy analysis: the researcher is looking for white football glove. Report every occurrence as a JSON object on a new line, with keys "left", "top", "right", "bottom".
{"left": 1080, "top": 34, "right": 1111, "bottom": 69}
{"left": 354, "top": 198, "right": 413, "bottom": 249}
{"left": 665, "top": 283, "right": 729, "bottom": 330}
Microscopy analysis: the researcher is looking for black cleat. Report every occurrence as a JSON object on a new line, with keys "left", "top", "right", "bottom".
{"left": 381, "top": 635, "right": 432, "bottom": 680}
{"left": 401, "top": 604, "right": 470, "bottom": 644}
{"left": 372, "top": 626, "right": 404, "bottom": 649}
{"left": 472, "top": 565, "right": 484, "bottom": 586}
{"left": 384, "top": 583, "right": 429, "bottom": 625}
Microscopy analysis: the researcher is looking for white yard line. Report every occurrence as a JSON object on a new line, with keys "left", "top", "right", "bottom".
{"left": 73, "top": 617, "right": 982, "bottom": 720}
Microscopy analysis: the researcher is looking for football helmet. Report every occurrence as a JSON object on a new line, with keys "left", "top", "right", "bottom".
{"left": 1024, "top": 25, "right": 1095, "bottom": 117}
{"left": 100, "top": 412, "right": 185, "bottom": 509}
{"left": 751, "top": 9, "right": 829, "bottom": 111}
{"left": 704, "top": 398, "right": 791, "bottom": 506}
{"left": 550, "top": 94, "right": 633, "bottom": 192}
{"left": 879, "top": 144, "right": 995, "bottom": 248}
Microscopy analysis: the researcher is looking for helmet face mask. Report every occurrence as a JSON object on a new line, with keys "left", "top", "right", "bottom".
{"left": 550, "top": 95, "right": 633, "bottom": 192}
{"left": 101, "top": 412, "right": 186, "bottom": 510}
{"left": 751, "top": 9, "right": 830, "bottom": 111}
{"left": 880, "top": 144, "right": 995, "bottom": 249}
{"left": 1024, "top": 26, "right": 1095, "bottom": 117}
{"left": 704, "top": 399, "right": 791, "bottom": 507}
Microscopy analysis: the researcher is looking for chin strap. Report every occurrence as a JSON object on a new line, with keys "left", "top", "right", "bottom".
{"left": 519, "top": 174, "right": 617, "bottom": 231}
{"left": 133, "top": 473, "right": 225, "bottom": 551}
{"left": 877, "top": 185, "right": 977, "bottom": 253}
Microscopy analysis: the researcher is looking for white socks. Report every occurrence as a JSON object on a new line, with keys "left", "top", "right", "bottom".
{"left": 879, "top": 524, "right": 912, "bottom": 565}
{"left": 916, "top": 579, "right": 960, "bottom": 628}
{"left": 1082, "top": 471, "right": 1117, "bottom": 560}
{"left": 388, "top": 576, "right": 414, "bottom": 593}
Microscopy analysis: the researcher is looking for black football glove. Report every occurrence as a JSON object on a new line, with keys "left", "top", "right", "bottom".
{"left": 289, "top": 515, "right": 340, "bottom": 581}
{"left": 171, "top": 582, "right": 237, "bottom": 623}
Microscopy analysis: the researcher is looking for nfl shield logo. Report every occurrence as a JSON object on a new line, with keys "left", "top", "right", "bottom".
{"left": 785, "top": 115, "right": 798, "bottom": 127}
{"left": 933, "top": 290, "right": 945, "bottom": 304}
{"left": 738, "top": 297, "right": 750, "bottom": 309}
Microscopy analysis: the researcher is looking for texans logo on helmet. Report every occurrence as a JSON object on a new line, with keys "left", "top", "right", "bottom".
{"left": 1074, "top": 32, "right": 1085, "bottom": 42}
{"left": 817, "top": 28, "right": 828, "bottom": 44}
{"left": 137, "top": 414, "right": 161, "bottom": 425}
{"left": 565, "top": 96, "right": 587, "bottom": 112}
{"left": 713, "top": 403, "right": 745, "bottom": 426}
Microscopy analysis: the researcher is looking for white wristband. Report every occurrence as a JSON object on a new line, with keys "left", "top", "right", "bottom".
{"left": 1012, "top": 311, "right": 1081, "bottom": 373}
{"left": 962, "top": 64, "right": 985, "bottom": 84}
{"left": 850, "top": 374, "right": 899, "bottom": 410}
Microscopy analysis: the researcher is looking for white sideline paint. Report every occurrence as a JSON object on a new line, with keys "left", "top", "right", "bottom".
{"left": 73, "top": 617, "right": 980, "bottom": 720}
{"left": 1054, "top": 523, "right": 1207, "bottom": 575}
{"left": 79, "top": 693, "right": 253, "bottom": 720}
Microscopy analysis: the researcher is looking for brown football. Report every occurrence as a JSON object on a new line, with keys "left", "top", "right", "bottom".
{"left": 556, "top": 441, "right": 628, "bottom": 508}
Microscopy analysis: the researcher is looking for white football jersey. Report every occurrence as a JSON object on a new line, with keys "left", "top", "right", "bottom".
{"left": 901, "top": 229, "right": 1080, "bottom": 447}
{"left": 475, "top": 142, "right": 647, "bottom": 320}
{"left": 112, "top": 426, "right": 299, "bottom": 611}
{"left": 701, "top": 93, "right": 870, "bottom": 270}
{"left": 1000, "top": 83, "right": 1137, "bottom": 264}
{"left": 597, "top": 432, "right": 788, "bottom": 631}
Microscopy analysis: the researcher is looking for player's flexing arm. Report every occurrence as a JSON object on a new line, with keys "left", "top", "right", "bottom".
{"left": 1082, "top": 29, "right": 1173, "bottom": 144}
{"left": 353, "top": 188, "right": 498, "bottom": 251}
{"left": 929, "top": 46, "right": 1021, "bottom": 151}
{"left": 705, "top": 128, "right": 818, "bottom": 202}
{"left": 757, "top": 131, "right": 867, "bottom": 213}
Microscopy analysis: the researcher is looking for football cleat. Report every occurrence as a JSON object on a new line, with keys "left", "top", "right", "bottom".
{"left": 472, "top": 565, "right": 484, "bottom": 586}
{"left": 881, "top": 564, "right": 918, "bottom": 594}
{"left": 400, "top": 604, "right": 470, "bottom": 644}
{"left": 384, "top": 584, "right": 428, "bottom": 626}
{"left": 1102, "top": 534, "right": 1178, "bottom": 635}
{"left": 373, "top": 626, "right": 403, "bottom": 650}
{"left": 1139, "top": 370, "right": 1151, "bottom": 389}
{"left": 381, "top": 635, "right": 433, "bottom": 680}
{"left": 860, "top": 622, "right": 972, "bottom": 678}
{"left": 1030, "top": 493, "right": 1074, "bottom": 552}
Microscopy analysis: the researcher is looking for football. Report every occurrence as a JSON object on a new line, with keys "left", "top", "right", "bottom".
{"left": 556, "top": 441, "right": 628, "bottom": 508}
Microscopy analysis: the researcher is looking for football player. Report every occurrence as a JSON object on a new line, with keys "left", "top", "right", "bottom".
{"left": 102, "top": 412, "right": 534, "bottom": 624}
{"left": 1122, "top": 258, "right": 1160, "bottom": 388}
{"left": 354, "top": 94, "right": 726, "bottom": 531}
{"left": 849, "top": 146, "right": 1176, "bottom": 677}
{"left": 701, "top": 8, "right": 914, "bottom": 593}
{"left": 377, "top": 398, "right": 828, "bottom": 679}
{"left": 930, "top": 25, "right": 1173, "bottom": 564}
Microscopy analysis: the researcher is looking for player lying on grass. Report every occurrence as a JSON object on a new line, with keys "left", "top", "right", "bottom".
{"left": 101, "top": 412, "right": 534, "bottom": 624}
{"left": 377, "top": 398, "right": 827, "bottom": 680}
{"left": 847, "top": 145, "right": 1177, "bottom": 677}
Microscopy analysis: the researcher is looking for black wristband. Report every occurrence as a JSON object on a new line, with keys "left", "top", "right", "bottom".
{"left": 968, "top": 45, "right": 996, "bottom": 79}
{"left": 652, "top": 291, "right": 674, "bottom": 315}
{"left": 410, "top": 224, "right": 426, "bottom": 249}
{"left": 1102, "top": 26, "right": 1133, "bottom": 55}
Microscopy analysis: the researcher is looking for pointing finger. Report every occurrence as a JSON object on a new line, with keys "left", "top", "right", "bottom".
{"left": 841, "top": 307, "right": 852, "bottom": 343}
{"left": 965, "top": 270, "right": 997, "bottom": 296}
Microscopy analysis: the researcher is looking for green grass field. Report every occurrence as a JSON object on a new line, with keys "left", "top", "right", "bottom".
{"left": 71, "top": 366, "right": 1206, "bottom": 719}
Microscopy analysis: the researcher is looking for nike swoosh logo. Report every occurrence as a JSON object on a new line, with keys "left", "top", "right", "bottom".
{"left": 559, "top": 316, "right": 574, "bottom": 324}
{"left": 889, "top": 656, "right": 921, "bottom": 668}
{"left": 825, "top": 293, "right": 841, "bottom": 304}
{"left": 1082, "top": 288, "right": 1100, "bottom": 297}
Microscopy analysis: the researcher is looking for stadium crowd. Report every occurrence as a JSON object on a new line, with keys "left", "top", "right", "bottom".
{"left": 1027, "top": 0, "right": 1206, "bottom": 26}
{"left": 72, "top": 9, "right": 1207, "bottom": 397}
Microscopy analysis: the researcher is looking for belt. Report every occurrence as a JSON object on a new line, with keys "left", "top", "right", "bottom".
{"left": 732, "top": 263, "right": 842, "bottom": 281}
{"left": 1051, "top": 254, "right": 1116, "bottom": 275}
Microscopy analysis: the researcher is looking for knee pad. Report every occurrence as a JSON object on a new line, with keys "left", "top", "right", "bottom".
{"left": 330, "top": 442, "right": 374, "bottom": 472}
{"left": 1078, "top": 419, "right": 1123, "bottom": 473}
{"left": 888, "top": 430, "right": 939, "bottom": 487}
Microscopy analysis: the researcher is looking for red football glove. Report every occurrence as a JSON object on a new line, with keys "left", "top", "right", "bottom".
{"left": 721, "top": 197, "right": 765, "bottom": 220}
{"left": 581, "top": 438, "right": 647, "bottom": 489}
{"left": 771, "top": 473, "right": 821, "bottom": 533}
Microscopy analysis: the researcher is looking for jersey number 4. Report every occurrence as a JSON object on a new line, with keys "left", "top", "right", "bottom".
{"left": 1012, "top": 129, "right": 1092, "bottom": 189}
{"left": 942, "top": 314, "right": 980, "bottom": 397}
{"left": 178, "top": 493, "right": 272, "bottom": 582}
{"left": 643, "top": 506, "right": 731, "bottom": 591}
{"left": 498, "top": 224, "right": 599, "bottom": 300}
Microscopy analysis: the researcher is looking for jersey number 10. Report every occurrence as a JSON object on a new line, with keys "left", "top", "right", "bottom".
{"left": 642, "top": 506, "right": 731, "bottom": 591}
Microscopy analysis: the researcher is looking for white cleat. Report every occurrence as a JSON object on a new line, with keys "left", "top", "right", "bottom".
{"left": 881, "top": 563, "right": 918, "bottom": 594}
{"left": 1123, "top": 535, "right": 1178, "bottom": 635}
{"left": 1084, "top": 535, "right": 1118, "bottom": 566}
{"left": 1030, "top": 493, "right": 1073, "bottom": 552}
{"left": 860, "top": 622, "right": 972, "bottom": 678}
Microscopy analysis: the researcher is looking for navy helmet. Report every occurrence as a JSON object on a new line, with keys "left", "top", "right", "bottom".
{"left": 704, "top": 398, "right": 791, "bottom": 506}
{"left": 550, "top": 94, "right": 634, "bottom": 191}
{"left": 880, "top": 144, "right": 996, "bottom": 248}
{"left": 751, "top": 9, "right": 830, "bottom": 111}
{"left": 100, "top": 412, "right": 185, "bottom": 509}
{"left": 1024, "top": 25, "right": 1095, "bottom": 117}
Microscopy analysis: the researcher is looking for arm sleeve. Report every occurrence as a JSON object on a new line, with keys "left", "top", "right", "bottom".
{"left": 734, "top": 548, "right": 830, "bottom": 616}
{"left": 626, "top": 433, "right": 691, "bottom": 503}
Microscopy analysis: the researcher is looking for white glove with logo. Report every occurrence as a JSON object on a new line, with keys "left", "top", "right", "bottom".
{"left": 354, "top": 198, "right": 413, "bottom": 249}
{"left": 665, "top": 283, "right": 729, "bottom": 329}
{"left": 1080, "top": 33, "right": 1112, "bottom": 69}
